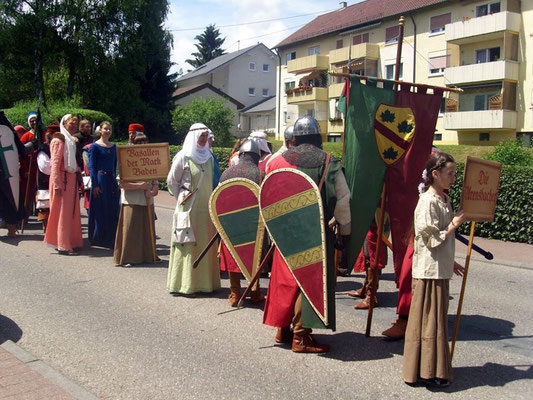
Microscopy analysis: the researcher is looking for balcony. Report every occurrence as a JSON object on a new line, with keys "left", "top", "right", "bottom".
{"left": 287, "top": 87, "right": 328, "bottom": 104}
{"left": 444, "top": 60, "right": 519, "bottom": 85}
{"left": 328, "top": 43, "right": 380, "bottom": 65}
{"left": 328, "top": 83, "right": 345, "bottom": 98}
{"left": 443, "top": 109, "right": 517, "bottom": 130}
{"left": 287, "top": 54, "right": 329, "bottom": 74}
{"left": 446, "top": 12, "right": 521, "bottom": 44}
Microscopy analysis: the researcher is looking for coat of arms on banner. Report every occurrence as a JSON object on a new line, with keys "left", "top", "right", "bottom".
{"left": 374, "top": 103, "right": 416, "bottom": 165}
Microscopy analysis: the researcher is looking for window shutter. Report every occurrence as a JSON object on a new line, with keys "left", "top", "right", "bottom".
{"left": 429, "top": 56, "right": 447, "bottom": 69}
{"left": 430, "top": 13, "right": 451, "bottom": 32}
{"left": 385, "top": 26, "right": 399, "bottom": 42}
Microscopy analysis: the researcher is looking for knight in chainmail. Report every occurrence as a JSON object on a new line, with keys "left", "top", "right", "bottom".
{"left": 263, "top": 115, "right": 351, "bottom": 353}
{"left": 219, "top": 140, "right": 265, "bottom": 306}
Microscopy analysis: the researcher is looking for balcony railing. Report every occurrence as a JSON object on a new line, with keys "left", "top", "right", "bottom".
{"left": 287, "top": 55, "right": 329, "bottom": 74}
{"left": 287, "top": 87, "right": 328, "bottom": 104}
{"left": 445, "top": 11, "right": 521, "bottom": 44}
{"left": 444, "top": 60, "right": 519, "bottom": 85}
{"left": 328, "top": 43, "right": 380, "bottom": 64}
{"left": 443, "top": 109, "right": 517, "bottom": 130}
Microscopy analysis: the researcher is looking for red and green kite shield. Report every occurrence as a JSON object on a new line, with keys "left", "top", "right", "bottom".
{"left": 209, "top": 178, "right": 265, "bottom": 283}
{"left": 260, "top": 169, "right": 328, "bottom": 325}
{"left": 374, "top": 103, "right": 416, "bottom": 165}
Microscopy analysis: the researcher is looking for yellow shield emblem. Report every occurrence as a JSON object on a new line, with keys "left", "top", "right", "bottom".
{"left": 374, "top": 104, "right": 416, "bottom": 165}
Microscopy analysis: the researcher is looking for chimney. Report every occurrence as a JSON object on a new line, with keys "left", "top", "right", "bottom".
{"left": 339, "top": 1, "right": 347, "bottom": 9}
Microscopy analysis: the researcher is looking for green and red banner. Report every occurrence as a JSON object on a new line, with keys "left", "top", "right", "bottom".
{"left": 260, "top": 169, "right": 328, "bottom": 325}
{"left": 209, "top": 178, "right": 264, "bottom": 282}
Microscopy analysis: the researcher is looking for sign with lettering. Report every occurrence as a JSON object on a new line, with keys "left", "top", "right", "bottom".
{"left": 460, "top": 156, "right": 502, "bottom": 222}
{"left": 117, "top": 143, "right": 170, "bottom": 181}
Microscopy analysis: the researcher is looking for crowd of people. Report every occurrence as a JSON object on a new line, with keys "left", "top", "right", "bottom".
{"left": 0, "top": 112, "right": 465, "bottom": 389}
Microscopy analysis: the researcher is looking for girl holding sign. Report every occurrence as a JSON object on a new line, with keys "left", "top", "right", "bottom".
{"left": 402, "top": 152, "right": 465, "bottom": 388}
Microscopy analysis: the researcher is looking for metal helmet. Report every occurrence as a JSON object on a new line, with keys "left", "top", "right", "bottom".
{"left": 238, "top": 139, "right": 260, "bottom": 156}
{"left": 293, "top": 115, "right": 321, "bottom": 136}
{"left": 284, "top": 125, "right": 294, "bottom": 141}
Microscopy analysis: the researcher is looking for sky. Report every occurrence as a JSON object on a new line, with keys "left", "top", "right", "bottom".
{"left": 165, "top": 0, "right": 363, "bottom": 75}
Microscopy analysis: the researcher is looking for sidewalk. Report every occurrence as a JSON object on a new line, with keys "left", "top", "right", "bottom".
{"left": 0, "top": 341, "right": 98, "bottom": 400}
{"left": 154, "top": 190, "right": 533, "bottom": 270}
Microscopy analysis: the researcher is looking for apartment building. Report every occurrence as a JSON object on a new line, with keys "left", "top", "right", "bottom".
{"left": 274, "top": 0, "right": 532, "bottom": 145}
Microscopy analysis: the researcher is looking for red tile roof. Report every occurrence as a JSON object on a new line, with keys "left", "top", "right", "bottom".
{"left": 276, "top": 0, "right": 447, "bottom": 48}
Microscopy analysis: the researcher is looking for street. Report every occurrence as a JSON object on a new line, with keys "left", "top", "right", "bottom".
{"left": 1, "top": 202, "right": 532, "bottom": 399}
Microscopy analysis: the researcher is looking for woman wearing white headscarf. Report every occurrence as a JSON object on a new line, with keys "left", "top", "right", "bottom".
{"left": 44, "top": 114, "right": 83, "bottom": 255}
{"left": 166, "top": 123, "right": 221, "bottom": 295}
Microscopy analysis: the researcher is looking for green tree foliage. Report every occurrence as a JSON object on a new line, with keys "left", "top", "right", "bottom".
{"left": 484, "top": 140, "right": 533, "bottom": 167}
{"left": 185, "top": 24, "right": 225, "bottom": 69}
{"left": 171, "top": 98, "right": 234, "bottom": 146}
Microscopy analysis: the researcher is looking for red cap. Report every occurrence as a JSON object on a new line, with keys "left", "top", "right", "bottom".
{"left": 46, "top": 124, "right": 60, "bottom": 133}
{"left": 128, "top": 123, "right": 144, "bottom": 132}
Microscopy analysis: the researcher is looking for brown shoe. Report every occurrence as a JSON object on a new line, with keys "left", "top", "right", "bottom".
{"left": 292, "top": 333, "right": 330, "bottom": 353}
{"left": 250, "top": 290, "right": 265, "bottom": 303}
{"left": 7, "top": 224, "right": 17, "bottom": 237}
{"left": 382, "top": 318, "right": 407, "bottom": 339}
{"left": 347, "top": 287, "right": 365, "bottom": 298}
{"left": 275, "top": 327, "right": 293, "bottom": 344}
{"left": 354, "top": 294, "right": 378, "bottom": 309}
{"left": 228, "top": 289, "right": 240, "bottom": 307}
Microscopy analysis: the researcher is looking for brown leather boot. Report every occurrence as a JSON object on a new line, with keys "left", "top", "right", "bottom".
{"left": 292, "top": 333, "right": 330, "bottom": 353}
{"left": 275, "top": 327, "right": 293, "bottom": 344}
{"left": 354, "top": 268, "right": 379, "bottom": 309}
{"left": 347, "top": 264, "right": 369, "bottom": 298}
{"left": 250, "top": 290, "right": 265, "bottom": 303}
{"left": 382, "top": 318, "right": 408, "bottom": 339}
{"left": 228, "top": 288, "right": 240, "bottom": 307}
{"left": 7, "top": 224, "right": 17, "bottom": 237}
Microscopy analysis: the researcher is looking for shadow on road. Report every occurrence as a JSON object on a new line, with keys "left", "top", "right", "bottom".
{"left": 0, "top": 314, "right": 23, "bottom": 345}
{"left": 0, "top": 234, "right": 45, "bottom": 246}
{"left": 449, "top": 314, "right": 533, "bottom": 341}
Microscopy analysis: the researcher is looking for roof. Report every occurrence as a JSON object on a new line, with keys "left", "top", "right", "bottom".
{"left": 276, "top": 0, "right": 447, "bottom": 48}
{"left": 240, "top": 96, "right": 276, "bottom": 113}
{"left": 177, "top": 43, "right": 275, "bottom": 82}
{"left": 172, "top": 83, "right": 245, "bottom": 109}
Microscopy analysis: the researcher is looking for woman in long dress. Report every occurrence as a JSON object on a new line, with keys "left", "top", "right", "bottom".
{"left": 87, "top": 121, "right": 120, "bottom": 248}
{"left": 44, "top": 114, "right": 83, "bottom": 255}
{"left": 167, "top": 123, "right": 220, "bottom": 295}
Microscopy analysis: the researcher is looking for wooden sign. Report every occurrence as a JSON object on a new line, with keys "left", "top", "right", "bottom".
{"left": 117, "top": 143, "right": 170, "bottom": 182}
{"left": 460, "top": 156, "right": 502, "bottom": 222}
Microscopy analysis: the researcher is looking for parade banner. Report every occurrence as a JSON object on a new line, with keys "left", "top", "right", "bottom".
{"left": 117, "top": 143, "right": 170, "bottom": 181}
{"left": 260, "top": 168, "right": 328, "bottom": 325}
{"left": 209, "top": 178, "right": 265, "bottom": 283}
{"left": 0, "top": 124, "right": 20, "bottom": 211}
{"left": 460, "top": 156, "right": 502, "bottom": 222}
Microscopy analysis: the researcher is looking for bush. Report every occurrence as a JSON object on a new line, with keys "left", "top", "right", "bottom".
{"left": 450, "top": 163, "right": 533, "bottom": 244}
{"left": 484, "top": 141, "right": 533, "bottom": 167}
{"left": 4, "top": 99, "right": 113, "bottom": 129}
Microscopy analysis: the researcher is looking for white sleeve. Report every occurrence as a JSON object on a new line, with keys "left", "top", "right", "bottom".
{"left": 37, "top": 151, "right": 51, "bottom": 175}
{"left": 167, "top": 152, "right": 185, "bottom": 198}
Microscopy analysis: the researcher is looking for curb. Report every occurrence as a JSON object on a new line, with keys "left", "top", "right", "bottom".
{"left": 1, "top": 340, "right": 99, "bottom": 400}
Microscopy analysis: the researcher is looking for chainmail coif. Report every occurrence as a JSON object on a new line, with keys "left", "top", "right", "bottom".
{"left": 220, "top": 159, "right": 260, "bottom": 184}
{"left": 282, "top": 143, "right": 329, "bottom": 169}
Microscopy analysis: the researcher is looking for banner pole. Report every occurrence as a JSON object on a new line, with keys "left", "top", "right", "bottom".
{"left": 146, "top": 194, "right": 157, "bottom": 263}
{"left": 451, "top": 220, "right": 476, "bottom": 360}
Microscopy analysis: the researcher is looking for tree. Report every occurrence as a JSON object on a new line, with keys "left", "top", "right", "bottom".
{"left": 185, "top": 24, "right": 225, "bottom": 69}
{"left": 171, "top": 97, "right": 234, "bottom": 146}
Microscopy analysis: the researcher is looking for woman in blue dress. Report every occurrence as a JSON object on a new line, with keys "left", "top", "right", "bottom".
{"left": 88, "top": 121, "right": 120, "bottom": 248}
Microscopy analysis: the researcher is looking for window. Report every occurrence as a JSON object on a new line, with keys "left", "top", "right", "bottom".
{"left": 439, "top": 98, "right": 446, "bottom": 115}
{"left": 248, "top": 87, "right": 255, "bottom": 96}
{"left": 385, "top": 63, "right": 403, "bottom": 79}
{"left": 283, "top": 112, "right": 288, "bottom": 123}
{"left": 434, "top": 133, "right": 442, "bottom": 141}
{"left": 476, "top": 2, "right": 501, "bottom": 17}
{"left": 476, "top": 47, "right": 500, "bottom": 63}
{"left": 336, "top": 39, "right": 343, "bottom": 49}
{"left": 429, "top": 56, "right": 447, "bottom": 76}
{"left": 353, "top": 33, "right": 369, "bottom": 45}
{"left": 385, "top": 26, "right": 399, "bottom": 44}
{"left": 328, "top": 135, "right": 342, "bottom": 143}
{"left": 479, "top": 132, "right": 491, "bottom": 141}
{"left": 263, "top": 64, "right": 269, "bottom": 72}
{"left": 474, "top": 94, "right": 491, "bottom": 110}
{"left": 284, "top": 81, "right": 295, "bottom": 92}
{"left": 262, "top": 88, "right": 269, "bottom": 97}
{"left": 249, "top": 62, "right": 256, "bottom": 71}
{"left": 285, "top": 52, "right": 296, "bottom": 64}
{"left": 306, "top": 109, "right": 315, "bottom": 118}
{"left": 308, "top": 45, "right": 320, "bottom": 56}
{"left": 429, "top": 13, "right": 451, "bottom": 34}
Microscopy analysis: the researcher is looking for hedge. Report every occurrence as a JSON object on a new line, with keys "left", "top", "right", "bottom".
{"left": 450, "top": 163, "right": 532, "bottom": 244}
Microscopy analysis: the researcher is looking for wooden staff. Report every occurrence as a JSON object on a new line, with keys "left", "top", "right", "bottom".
{"left": 237, "top": 244, "right": 275, "bottom": 308}
{"left": 193, "top": 232, "right": 220, "bottom": 268}
{"left": 146, "top": 192, "right": 157, "bottom": 263}
{"left": 450, "top": 221, "right": 477, "bottom": 360}
{"left": 20, "top": 153, "right": 34, "bottom": 234}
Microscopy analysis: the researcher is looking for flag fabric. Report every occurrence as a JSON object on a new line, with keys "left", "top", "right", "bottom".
{"left": 336, "top": 78, "right": 349, "bottom": 116}
{"left": 344, "top": 76, "right": 396, "bottom": 264}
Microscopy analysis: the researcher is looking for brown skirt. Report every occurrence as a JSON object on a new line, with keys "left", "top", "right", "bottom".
{"left": 113, "top": 204, "right": 156, "bottom": 265}
{"left": 402, "top": 278, "right": 452, "bottom": 383}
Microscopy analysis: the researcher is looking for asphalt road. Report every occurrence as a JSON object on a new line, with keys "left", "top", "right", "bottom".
{"left": 1, "top": 204, "right": 532, "bottom": 399}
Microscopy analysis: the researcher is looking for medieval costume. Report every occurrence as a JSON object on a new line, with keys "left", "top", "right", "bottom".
{"left": 263, "top": 116, "right": 351, "bottom": 353}
{"left": 265, "top": 125, "right": 294, "bottom": 170}
{"left": 87, "top": 141, "right": 120, "bottom": 248}
{"left": 248, "top": 130, "right": 272, "bottom": 173}
{"left": 35, "top": 125, "right": 58, "bottom": 231}
{"left": 0, "top": 112, "right": 28, "bottom": 236}
{"left": 218, "top": 139, "right": 264, "bottom": 306}
{"left": 44, "top": 115, "right": 83, "bottom": 254}
{"left": 19, "top": 130, "right": 38, "bottom": 218}
{"left": 167, "top": 123, "right": 221, "bottom": 295}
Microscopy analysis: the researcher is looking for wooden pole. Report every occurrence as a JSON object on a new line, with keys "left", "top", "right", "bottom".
{"left": 193, "top": 232, "right": 220, "bottom": 268}
{"left": 451, "top": 221, "right": 477, "bottom": 360}
{"left": 237, "top": 244, "right": 275, "bottom": 308}
{"left": 146, "top": 194, "right": 157, "bottom": 263}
